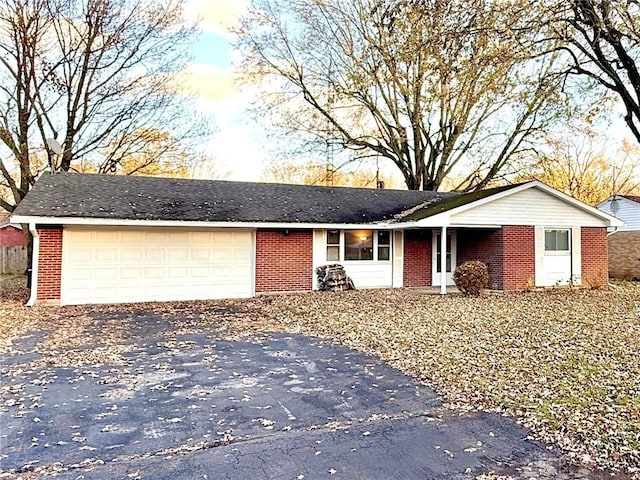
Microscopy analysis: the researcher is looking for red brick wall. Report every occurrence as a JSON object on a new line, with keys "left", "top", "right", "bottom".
{"left": 502, "top": 225, "right": 535, "bottom": 290}
{"left": 403, "top": 230, "right": 431, "bottom": 287}
{"left": 37, "top": 226, "right": 63, "bottom": 301}
{"left": 581, "top": 227, "right": 608, "bottom": 287}
{"left": 457, "top": 229, "right": 504, "bottom": 290}
{"left": 255, "top": 229, "right": 313, "bottom": 293}
{"left": 0, "top": 225, "right": 26, "bottom": 247}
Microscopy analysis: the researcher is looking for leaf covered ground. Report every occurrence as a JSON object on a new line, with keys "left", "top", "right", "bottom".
{"left": 1, "top": 281, "right": 639, "bottom": 477}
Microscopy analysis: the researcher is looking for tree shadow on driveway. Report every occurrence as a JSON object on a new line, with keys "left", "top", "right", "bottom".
{"left": 0, "top": 311, "right": 628, "bottom": 479}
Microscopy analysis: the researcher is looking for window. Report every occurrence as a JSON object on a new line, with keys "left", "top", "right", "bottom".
{"left": 327, "top": 229, "right": 340, "bottom": 261}
{"left": 545, "top": 229, "right": 570, "bottom": 251}
{"left": 377, "top": 231, "right": 390, "bottom": 261}
{"left": 345, "top": 230, "right": 373, "bottom": 260}
{"left": 326, "top": 230, "right": 391, "bottom": 262}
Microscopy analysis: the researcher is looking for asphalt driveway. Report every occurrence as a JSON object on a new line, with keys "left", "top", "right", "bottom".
{"left": 0, "top": 309, "right": 613, "bottom": 479}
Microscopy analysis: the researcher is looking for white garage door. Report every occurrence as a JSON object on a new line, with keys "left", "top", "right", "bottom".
{"left": 61, "top": 227, "right": 254, "bottom": 305}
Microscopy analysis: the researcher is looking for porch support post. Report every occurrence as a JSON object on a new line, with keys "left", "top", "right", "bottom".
{"left": 440, "top": 225, "right": 447, "bottom": 295}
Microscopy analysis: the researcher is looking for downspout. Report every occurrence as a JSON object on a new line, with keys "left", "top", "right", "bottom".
{"left": 26, "top": 223, "right": 39, "bottom": 307}
{"left": 440, "top": 225, "right": 447, "bottom": 295}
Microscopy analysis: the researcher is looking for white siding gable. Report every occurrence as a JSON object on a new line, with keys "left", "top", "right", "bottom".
{"left": 450, "top": 187, "right": 609, "bottom": 227}
{"left": 597, "top": 197, "right": 640, "bottom": 231}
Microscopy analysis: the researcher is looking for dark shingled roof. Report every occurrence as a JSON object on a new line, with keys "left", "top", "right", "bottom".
{"left": 12, "top": 173, "right": 479, "bottom": 224}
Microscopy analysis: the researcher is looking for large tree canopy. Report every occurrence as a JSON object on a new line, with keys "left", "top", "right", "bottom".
{"left": 549, "top": 0, "right": 640, "bottom": 144}
{"left": 0, "top": 0, "right": 205, "bottom": 213}
{"left": 236, "top": 0, "right": 567, "bottom": 191}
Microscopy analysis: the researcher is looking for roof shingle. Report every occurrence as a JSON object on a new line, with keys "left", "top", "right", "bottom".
{"left": 13, "top": 173, "right": 464, "bottom": 224}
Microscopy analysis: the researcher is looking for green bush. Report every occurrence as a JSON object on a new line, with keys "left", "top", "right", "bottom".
{"left": 453, "top": 260, "right": 489, "bottom": 296}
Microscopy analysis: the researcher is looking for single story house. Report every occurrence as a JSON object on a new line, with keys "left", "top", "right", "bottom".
{"left": 597, "top": 195, "right": 640, "bottom": 280}
{"left": 11, "top": 173, "right": 622, "bottom": 306}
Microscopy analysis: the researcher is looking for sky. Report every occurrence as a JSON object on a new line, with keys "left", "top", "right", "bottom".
{"left": 182, "top": 0, "right": 267, "bottom": 181}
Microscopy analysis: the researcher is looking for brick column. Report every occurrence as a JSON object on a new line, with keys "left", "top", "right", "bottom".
{"left": 581, "top": 227, "right": 608, "bottom": 287}
{"left": 37, "top": 226, "right": 63, "bottom": 301}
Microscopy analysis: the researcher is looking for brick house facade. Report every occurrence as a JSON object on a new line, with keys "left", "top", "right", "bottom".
{"left": 12, "top": 174, "right": 620, "bottom": 306}
{"left": 36, "top": 226, "right": 63, "bottom": 301}
{"left": 255, "top": 230, "right": 313, "bottom": 293}
{"left": 403, "top": 231, "right": 432, "bottom": 287}
{"left": 32, "top": 225, "right": 610, "bottom": 303}
{"left": 581, "top": 227, "right": 609, "bottom": 287}
{"left": 597, "top": 195, "right": 640, "bottom": 280}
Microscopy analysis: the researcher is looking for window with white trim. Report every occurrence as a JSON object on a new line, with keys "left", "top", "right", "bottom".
{"left": 326, "top": 229, "right": 340, "bottom": 261}
{"left": 326, "top": 229, "right": 392, "bottom": 262}
{"left": 544, "top": 229, "right": 570, "bottom": 252}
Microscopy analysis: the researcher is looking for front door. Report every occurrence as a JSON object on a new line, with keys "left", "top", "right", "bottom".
{"left": 432, "top": 230, "right": 456, "bottom": 286}
{"left": 542, "top": 228, "right": 572, "bottom": 286}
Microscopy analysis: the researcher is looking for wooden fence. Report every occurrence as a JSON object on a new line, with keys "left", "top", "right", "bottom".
{"left": 1, "top": 246, "right": 28, "bottom": 274}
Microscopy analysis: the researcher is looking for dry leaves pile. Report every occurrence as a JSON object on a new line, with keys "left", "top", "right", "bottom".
{"left": 1, "top": 281, "right": 639, "bottom": 476}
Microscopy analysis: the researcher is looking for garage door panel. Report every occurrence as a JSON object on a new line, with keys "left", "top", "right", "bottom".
{"left": 168, "top": 249, "right": 188, "bottom": 261}
{"left": 168, "top": 266, "right": 188, "bottom": 278}
{"left": 67, "top": 267, "right": 91, "bottom": 281}
{"left": 95, "top": 268, "right": 118, "bottom": 280}
{"left": 61, "top": 228, "right": 254, "bottom": 305}
{"left": 120, "top": 268, "right": 142, "bottom": 280}
{"left": 121, "top": 249, "right": 143, "bottom": 261}
{"left": 145, "top": 250, "right": 165, "bottom": 262}
{"left": 96, "top": 231, "right": 119, "bottom": 243}
{"left": 73, "top": 249, "right": 93, "bottom": 263}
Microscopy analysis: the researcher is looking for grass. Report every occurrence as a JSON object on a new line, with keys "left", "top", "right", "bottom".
{"left": 1, "top": 281, "right": 639, "bottom": 475}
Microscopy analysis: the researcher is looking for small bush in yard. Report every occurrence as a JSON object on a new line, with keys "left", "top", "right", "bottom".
{"left": 453, "top": 260, "right": 489, "bottom": 296}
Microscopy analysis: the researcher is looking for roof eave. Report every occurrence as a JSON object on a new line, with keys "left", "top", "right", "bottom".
{"left": 10, "top": 215, "right": 417, "bottom": 230}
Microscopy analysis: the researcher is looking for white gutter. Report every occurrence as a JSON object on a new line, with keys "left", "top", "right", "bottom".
{"left": 10, "top": 215, "right": 422, "bottom": 231}
{"left": 26, "top": 223, "right": 39, "bottom": 307}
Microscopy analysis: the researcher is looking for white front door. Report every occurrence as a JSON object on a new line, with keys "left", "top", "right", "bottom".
{"left": 542, "top": 228, "right": 572, "bottom": 286}
{"left": 432, "top": 230, "right": 457, "bottom": 286}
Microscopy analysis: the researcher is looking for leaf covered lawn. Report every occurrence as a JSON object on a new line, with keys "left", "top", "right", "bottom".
{"left": 237, "top": 284, "right": 640, "bottom": 476}
{"left": 1, "top": 281, "right": 639, "bottom": 476}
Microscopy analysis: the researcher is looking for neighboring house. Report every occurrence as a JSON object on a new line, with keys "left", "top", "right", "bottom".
{"left": 0, "top": 220, "right": 26, "bottom": 247}
{"left": 0, "top": 218, "right": 28, "bottom": 274}
{"left": 11, "top": 173, "right": 621, "bottom": 306}
{"left": 597, "top": 195, "right": 640, "bottom": 280}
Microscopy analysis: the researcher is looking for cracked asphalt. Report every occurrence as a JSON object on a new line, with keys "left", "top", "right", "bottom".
{"left": 0, "top": 312, "right": 621, "bottom": 479}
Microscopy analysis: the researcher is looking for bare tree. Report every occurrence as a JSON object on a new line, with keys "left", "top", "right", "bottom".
{"left": 549, "top": 0, "right": 640, "bottom": 144}
{"left": 516, "top": 127, "right": 640, "bottom": 204}
{"left": 235, "top": 0, "right": 567, "bottom": 191}
{"left": 0, "top": 0, "right": 205, "bottom": 213}
{"left": 260, "top": 158, "right": 403, "bottom": 188}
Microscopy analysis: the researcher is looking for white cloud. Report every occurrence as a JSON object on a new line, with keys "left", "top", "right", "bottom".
{"left": 175, "top": 66, "right": 268, "bottom": 181}
{"left": 184, "top": 0, "right": 249, "bottom": 38}
{"left": 179, "top": 63, "right": 238, "bottom": 103}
